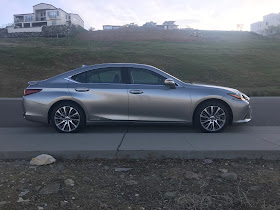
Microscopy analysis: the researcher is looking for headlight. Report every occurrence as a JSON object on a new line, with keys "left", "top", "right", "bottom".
{"left": 228, "top": 92, "right": 249, "bottom": 101}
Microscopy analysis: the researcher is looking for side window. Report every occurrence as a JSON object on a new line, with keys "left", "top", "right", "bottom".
{"left": 71, "top": 67, "right": 123, "bottom": 84}
{"left": 71, "top": 72, "right": 87, "bottom": 83}
{"left": 87, "top": 68, "right": 122, "bottom": 83}
{"left": 129, "top": 68, "right": 165, "bottom": 85}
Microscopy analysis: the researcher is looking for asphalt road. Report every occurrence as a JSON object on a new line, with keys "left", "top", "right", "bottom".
{"left": 0, "top": 97, "right": 279, "bottom": 160}
{"left": 0, "top": 97, "right": 279, "bottom": 128}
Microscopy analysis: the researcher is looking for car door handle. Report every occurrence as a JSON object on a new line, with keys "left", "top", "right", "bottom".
{"left": 75, "top": 87, "right": 89, "bottom": 92}
{"left": 129, "top": 90, "right": 143, "bottom": 94}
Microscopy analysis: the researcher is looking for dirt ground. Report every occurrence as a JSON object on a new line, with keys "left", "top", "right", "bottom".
{"left": 0, "top": 159, "right": 279, "bottom": 210}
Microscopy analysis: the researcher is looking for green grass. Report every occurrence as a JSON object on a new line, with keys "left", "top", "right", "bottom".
{"left": 0, "top": 31, "right": 280, "bottom": 97}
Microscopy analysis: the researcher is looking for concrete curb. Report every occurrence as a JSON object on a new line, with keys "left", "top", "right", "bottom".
{"left": 1, "top": 150, "right": 280, "bottom": 160}
{"left": 0, "top": 151, "right": 117, "bottom": 160}
{"left": 117, "top": 150, "right": 280, "bottom": 160}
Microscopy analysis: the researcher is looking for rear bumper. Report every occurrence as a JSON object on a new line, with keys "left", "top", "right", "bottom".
{"left": 22, "top": 97, "right": 48, "bottom": 124}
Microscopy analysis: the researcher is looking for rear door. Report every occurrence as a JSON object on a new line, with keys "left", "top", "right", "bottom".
{"left": 68, "top": 67, "right": 128, "bottom": 121}
{"left": 127, "top": 67, "right": 190, "bottom": 122}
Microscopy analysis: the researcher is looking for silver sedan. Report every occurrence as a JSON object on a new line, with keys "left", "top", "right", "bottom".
{"left": 23, "top": 63, "right": 251, "bottom": 133}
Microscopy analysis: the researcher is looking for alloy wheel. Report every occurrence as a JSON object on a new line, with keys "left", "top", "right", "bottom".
{"left": 199, "top": 105, "right": 226, "bottom": 132}
{"left": 54, "top": 106, "right": 80, "bottom": 132}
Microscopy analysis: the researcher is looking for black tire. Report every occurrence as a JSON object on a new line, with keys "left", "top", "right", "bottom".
{"left": 51, "top": 102, "right": 86, "bottom": 133}
{"left": 194, "top": 101, "right": 230, "bottom": 133}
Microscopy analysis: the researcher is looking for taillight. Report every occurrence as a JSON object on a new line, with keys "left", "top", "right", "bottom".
{"left": 24, "top": 89, "right": 42, "bottom": 96}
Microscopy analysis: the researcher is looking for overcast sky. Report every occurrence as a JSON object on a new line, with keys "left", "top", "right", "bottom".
{"left": 1, "top": 0, "right": 280, "bottom": 30}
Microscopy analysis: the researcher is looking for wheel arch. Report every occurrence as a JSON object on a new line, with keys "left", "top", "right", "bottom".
{"left": 192, "top": 98, "right": 233, "bottom": 125}
{"left": 48, "top": 99, "right": 87, "bottom": 124}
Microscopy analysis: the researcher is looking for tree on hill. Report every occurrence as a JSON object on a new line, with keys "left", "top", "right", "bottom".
{"left": 265, "top": 25, "right": 280, "bottom": 35}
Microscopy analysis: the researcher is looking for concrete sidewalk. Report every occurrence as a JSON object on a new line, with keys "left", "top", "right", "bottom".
{"left": 0, "top": 126, "right": 280, "bottom": 160}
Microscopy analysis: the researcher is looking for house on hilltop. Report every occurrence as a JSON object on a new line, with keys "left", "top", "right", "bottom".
{"left": 9, "top": 3, "right": 84, "bottom": 33}
{"left": 251, "top": 13, "right": 280, "bottom": 35}
{"left": 161, "top": 21, "right": 179, "bottom": 30}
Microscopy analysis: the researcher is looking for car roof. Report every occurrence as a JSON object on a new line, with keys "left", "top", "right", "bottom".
{"left": 43, "top": 63, "right": 184, "bottom": 85}
{"left": 48, "top": 63, "right": 157, "bottom": 80}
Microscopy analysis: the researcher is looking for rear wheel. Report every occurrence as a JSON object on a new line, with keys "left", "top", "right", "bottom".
{"left": 51, "top": 102, "right": 85, "bottom": 133}
{"left": 195, "top": 101, "right": 229, "bottom": 133}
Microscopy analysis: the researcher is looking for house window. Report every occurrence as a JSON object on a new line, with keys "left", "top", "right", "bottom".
{"left": 24, "top": 15, "right": 33, "bottom": 22}
{"left": 266, "top": 22, "right": 269, "bottom": 26}
{"left": 57, "top": 11, "right": 59, "bottom": 16}
{"left": 48, "top": 11, "right": 56, "bottom": 18}
{"left": 52, "top": 21, "right": 56, "bottom": 25}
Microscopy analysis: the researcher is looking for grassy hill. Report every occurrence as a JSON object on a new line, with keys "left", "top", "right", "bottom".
{"left": 0, "top": 30, "right": 280, "bottom": 97}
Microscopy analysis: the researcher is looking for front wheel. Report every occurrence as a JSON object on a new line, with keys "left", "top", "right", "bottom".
{"left": 195, "top": 101, "right": 230, "bottom": 133}
{"left": 51, "top": 102, "right": 85, "bottom": 133}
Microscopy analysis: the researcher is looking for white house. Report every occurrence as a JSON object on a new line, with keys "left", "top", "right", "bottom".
{"left": 251, "top": 13, "right": 280, "bottom": 35}
{"left": 9, "top": 3, "right": 84, "bottom": 33}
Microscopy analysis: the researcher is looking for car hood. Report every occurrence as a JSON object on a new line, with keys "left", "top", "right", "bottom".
{"left": 187, "top": 83, "right": 240, "bottom": 94}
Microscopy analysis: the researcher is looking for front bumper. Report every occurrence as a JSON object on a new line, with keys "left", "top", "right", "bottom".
{"left": 231, "top": 101, "right": 252, "bottom": 124}
{"left": 222, "top": 93, "right": 252, "bottom": 124}
{"left": 234, "top": 106, "right": 252, "bottom": 123}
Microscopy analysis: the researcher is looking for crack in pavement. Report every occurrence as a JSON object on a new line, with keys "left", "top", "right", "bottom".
{"left": 116, "top": 127, "right": 128, "bottom": 153}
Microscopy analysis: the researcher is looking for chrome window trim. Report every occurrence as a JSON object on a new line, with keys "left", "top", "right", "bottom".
{"left": 65, "top": 76, "right": 182, "bottom": 87}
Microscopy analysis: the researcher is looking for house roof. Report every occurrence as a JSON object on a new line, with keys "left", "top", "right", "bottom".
{"left": 163, "top": 21, "right": 176, "bottom": 25}
{"left": 69, "top": 13, "right": 84, "bottom": 22}
{"left": 14, "top": 13, "right": 34, "bottom": 16}
{"left": 33, "top": 3, "right": 57, "bottom": 9}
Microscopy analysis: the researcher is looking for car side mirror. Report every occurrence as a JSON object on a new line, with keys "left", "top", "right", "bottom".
{"left": 164, "top": 78, "right": 176, "bottom": 89}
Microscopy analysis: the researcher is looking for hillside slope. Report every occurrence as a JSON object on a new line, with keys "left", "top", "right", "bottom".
{"left": 0, "top": 30, "right": 279, "bottom": 97}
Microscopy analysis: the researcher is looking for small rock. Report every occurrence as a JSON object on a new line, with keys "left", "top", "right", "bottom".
{"left": 100, "top": 203, "right": 108, "bottom": 209}
{"left": 125, "top": 180, "right": 138, "bottom": 185}
{"left": 18, "top": 189, "right": 30, "bottom": 197}
{"left": 39, "top": 183, "right": 60, "bottom": 195}
{"left": 203, "top": 159, "right": 213, "bottom": 164}
{"left": 164, "top": 191, "right": 177, "bottom": 198}
{"left": 216, "top": 178, "right": 223, "bottom": 183}
{"left": 120, "top": 174, "right": 125, "bottom": 179}
{"left": 0, "top": 201, "right": 8, "bottom": 206}
{"left": 249, "top": 186, "right": 261, "bottom": 191}
{"left": 83, "top": 176, "right": 92, "bottom": 182}
{"left": 103, "top": 166, "right": 110, "bottom": 170}
{"left": 60, "top": 200, "right": 69, "bottom": 207}
{"left": 64, "top": 179, "right": 75, "bottom": 187}
{"left": 135, "top": 193, "right": 139, "bottom": 197}
{"left": 72, "top": 197, "right": 75, "bottom": 200}
{"left": 184, "top": 171, "right": 202, "bottom": 179}
{"left": 115, "top": 168, "right": 133, "bottom": 172}
{"left": 30, "top": 154, "right": 56, "bottom": 166}
{"left": 219, "top": 169, "right": 228, "bottom": 173}
{"left": 37, "top": 207, "right": 43, "bottom": 210}
{"left": 220, "top": 173, "right": 237, "bottom": 181}
{"left": 17, "top": 197, "right": 30, "bottom": 203}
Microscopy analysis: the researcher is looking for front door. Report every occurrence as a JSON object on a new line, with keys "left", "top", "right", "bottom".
{"left": 68, "top": 67, "right": 128, "bottom": 121}
{"left": 127, "top": 67, "right": 191, "bottom": 122}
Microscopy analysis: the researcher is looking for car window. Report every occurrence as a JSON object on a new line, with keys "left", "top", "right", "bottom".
{"left": 71, "top": 67, "right": 123, "bottom": 84}
{"left": 71, "top": 71, "right": 87, "bottom": 83}
{"left": 129, "top": 68, "right": 165, "bottom": 85}
{"left": 87, "top": 68, "right": 122, "bottom": 83}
